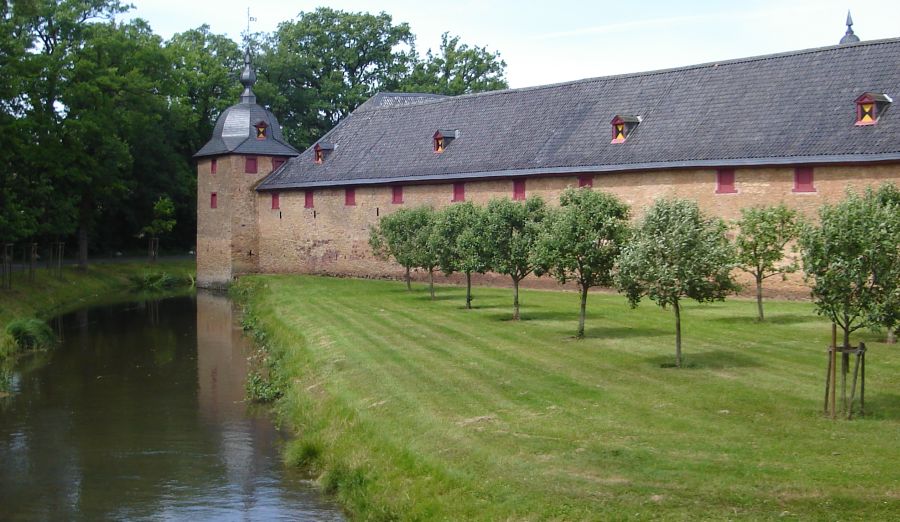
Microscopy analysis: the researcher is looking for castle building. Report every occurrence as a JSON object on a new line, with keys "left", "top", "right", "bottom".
{"left": 195, "top": 23, "right": 900, "bottom": 290}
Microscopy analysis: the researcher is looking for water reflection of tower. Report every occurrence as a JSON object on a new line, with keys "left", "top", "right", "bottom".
{"left": 195, "top": 290, "right": 276, "bottom": 502}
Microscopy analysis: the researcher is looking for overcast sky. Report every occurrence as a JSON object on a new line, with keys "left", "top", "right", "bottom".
{"left": 124, "top": 0, "right": 900, "bottom": 89}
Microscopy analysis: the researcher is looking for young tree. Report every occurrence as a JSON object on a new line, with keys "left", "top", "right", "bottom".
{"left": 369, "top": 206, "right": 436, "bottom": 294}
{"left": 616, "top": 198, "right": 737, "bottom": 367}
{"left": 800, "top": 184, "right": 900, "bottom": 349}
{"left": 535, "top": 188, "right": 630, "bottom": 338}
{"left": 141, "top": 196, "right": 177, "bottom": 262}
{"left": 483, "top": 196, "right": 547, "bottom": 320}
{"left": 431, "top": 202, "right": 491, "bottom": 308}
{"left": 734, "top": 205, "right": 802, "bottom": 321}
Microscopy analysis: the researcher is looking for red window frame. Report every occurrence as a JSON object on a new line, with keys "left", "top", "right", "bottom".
{"left": 715, "top": 169, "right": 737, "bottom": 194}
{"left": 210, "top": 158, "right": 217, "bottom": 175}
{"left": 210, "top": 192, "right": 217, "bottom": 209}
{"left": 305, "top": 190, "right": 314, "bottom": 209}
{"left": 314, "top": 148, "right": 324, "bottom": 164}
{"left": 513, "top": 179, "right": 526, "bottom": 201}
{"left": 434, "top": 136, "right": 445, "bottom": 153}
{"left": 245, "top": 156, "right": 258, "bottom": 174}
{"left": 452, "top": 182, "right": 465, "bottom": 202}
{"left": 271, "top": 192, "right": 280, "bottom": 210}
{"left": 272, "top": 157, "right": 285, "bottom": 172}
{"left": 345, "top": 187, "right": 356, "bottom": 206}
{"left": 392, "top": 186, "right": 403, "bottom": 204}
{"left": 793, "top": 167, "right": 815, "bottom": 193}
{"left": 255, "top": 122, "right": 268, "bottom": 139}
{"left": 578, "top": 174, "right": 593, "bottom": 188}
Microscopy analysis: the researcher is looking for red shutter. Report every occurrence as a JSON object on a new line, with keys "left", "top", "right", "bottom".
{"left": 716, "top": 169, "right": 737, "bottom": 194}
{"left": 392, "top": 186, "right": 403, "bottom": 204}
{"left": 452, "top": 182, "right": 465, "bottom": 202}
{"left": 210, "top": 158, "right": 217, "bottom": 175}
{"left": 271, "top": 192, "right": 280, "bottom": 210}
{"left": 793, "top": 167, "right": 815, "bottom": 193}
{"left": 245, "top": 156, "right": 258, "bottom": 174}
{"left": 210, "top": 192, "right": 217, "bottom": 209}
{"left": 305, "top": 190, "right": 314, "bottom": 209}
{"left": 345, "top": 188, "right": 356, "bottom": 206}
{"left": 578, "top": 174, "right": 593, "bottom": 188}
{"left": 513, "top": 179, "right": 526, "bottom": 201}
{"left": 272, "top": 157, "right": 285, "bottom": 172}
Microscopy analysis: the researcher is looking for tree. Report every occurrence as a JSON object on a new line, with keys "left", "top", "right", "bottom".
{"left": 800, "top": 184, "right": 900, "bottom": 349}
{"left": 616, "top": 198, "right": 737, "bottom": 367}
{"left": 535, "top": 188, "right": 630, "bottom": 338}
{"left": 734, "top": 205, "right": 802, "bottom": 321}
{"left": 483, "top": 196, "right": 547, "bottom": 320}
{"left": 257, "top": 8, "right": 416, "bottom": 148}
{"left": 401, "top": 32, "right": 507, "bottom": 95}
{"left": 141, "top": 196, "right": 176, "bottom": 262}
{"left": 370, "top": 207, "right": 434, "bottom": 292}
{"left": 431, "top": 202, "right": 491, "bottom": 308}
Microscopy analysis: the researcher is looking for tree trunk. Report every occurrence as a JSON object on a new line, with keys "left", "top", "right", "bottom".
{"left": 842, "top": 314, "right": 851, "bottom": 349}
{"left": 77, "top": 224, "right": 88, "bottom": 270}
{"left": 465, "top": 271, "right": 472, "bottom": 309}
{"left": 674, "top": 299, "right": 682, "bottom": 368}
{"left": 755, "top": 273, "right": 764, "bottom": 321}
{"left": 886, "top": 329, "right": 896, "bottom": 344}
{"left": 512, "top": 277, "right": 520, "bottom": 321}
{"left": 405, "top": 266, "right": 411, "bottom": 291}
{"left": 428, "top": 268, "right": 434, "bottom": 300}
{"left": 577, "top": 284, "right": 588, "bottom": 338}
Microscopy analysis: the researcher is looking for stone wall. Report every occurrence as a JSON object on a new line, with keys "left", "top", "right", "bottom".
{"left": 250, "top": 163, "right": 900, "bottom": 295}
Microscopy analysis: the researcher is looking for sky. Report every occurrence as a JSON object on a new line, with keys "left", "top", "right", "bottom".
{"left": 123, "top": 0, "right": 900, "bottom": 89}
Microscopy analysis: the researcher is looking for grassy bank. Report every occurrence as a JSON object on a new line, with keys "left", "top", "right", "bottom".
{"left": 0, "top": 260, "right": 195, "bottom": 362}
{"left": 235, "top": 275, "right": 900, "bottom": 520}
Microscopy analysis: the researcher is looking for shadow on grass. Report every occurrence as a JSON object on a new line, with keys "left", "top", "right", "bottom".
{"left": 854, "top": 393, "right": 900, "bottom": 421}
{"left": 711, "top": 314, "right": 814, "bottom": 326}
{"left": 583, "top": 325, "right": 670, "bottom": 339}
{"left": 644, "top": 350, "right": 762, "bottom": 369}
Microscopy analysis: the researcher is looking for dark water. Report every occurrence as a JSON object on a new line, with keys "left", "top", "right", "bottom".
{"left": 0, "top": 292, "right": 343, "bottom": 521}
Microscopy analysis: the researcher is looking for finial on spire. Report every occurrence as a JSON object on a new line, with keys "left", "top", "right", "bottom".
{"left": 840, "top": 10, "right": 860, "bottom": 45}
{"left": 239, "top": 47, "right": 257, "bottom": 104}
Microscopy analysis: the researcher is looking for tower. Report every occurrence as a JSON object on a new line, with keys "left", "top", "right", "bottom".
{"left": 193, "top": 49, "right": 298, "bottom": 288}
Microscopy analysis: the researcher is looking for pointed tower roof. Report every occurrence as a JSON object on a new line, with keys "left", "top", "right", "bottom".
{"left": 840, "top": 11, "right": 861, "bottom": 44}
{"left": 194, "top": 47, "right": 298, "bottom": 159}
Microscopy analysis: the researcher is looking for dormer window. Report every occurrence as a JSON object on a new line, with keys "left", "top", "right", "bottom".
{"left": 610, "top": 115, "right": 640, "bottom": 143}
{"left": 433, "top": 129, "right": 458, "bottom": 153}
{"left": 254, "top": 121, "right": 268, "bottom": 139}
{"left": 855, "top": 93, "right": 892, "bottom": 126}
{"left": 313, "top": 142, "right": 335, "bottom": 164}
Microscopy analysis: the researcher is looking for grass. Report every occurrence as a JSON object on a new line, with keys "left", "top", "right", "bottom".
{"left": 235, "top": 275, "right": 900, "bottom": 521}
{"left": 0, "top": 260, "right": 195, "bottom": 362}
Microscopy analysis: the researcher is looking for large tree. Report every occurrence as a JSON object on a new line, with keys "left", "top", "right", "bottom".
{"left": 402, "top": 32, "right": 507, "bottom": 95}
{"left": 800, "top": 184, "right": 900, "bottom": 349}
{"left": 484, "top": 196, "right": 547, "bottom": 320}
{"left": 734, "top": 204, "right": 802, "bottom": 321}
{"left": 536, "top": 188, "right": 630, "bottom": 338}
{"left": 431, "top": 202, "right": 491, "bottom": 309}
{"left": 616, "top": 198, "right": 737, "bottom": 367}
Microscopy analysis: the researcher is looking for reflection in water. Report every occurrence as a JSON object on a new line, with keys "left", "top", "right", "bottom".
{"left": 0, "top": 292, "right": 343, "bottom": 521}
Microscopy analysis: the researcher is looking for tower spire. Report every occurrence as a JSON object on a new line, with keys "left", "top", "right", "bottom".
{"left": 239, "top": 47, "right": 257, "bottom": 104}
{"left": 840, "top": 10, "right": 860, "bottom": 45}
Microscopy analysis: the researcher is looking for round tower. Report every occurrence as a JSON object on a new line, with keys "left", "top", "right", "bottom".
{"left": 193, "top": 49, "right": 298, "bottom": 289}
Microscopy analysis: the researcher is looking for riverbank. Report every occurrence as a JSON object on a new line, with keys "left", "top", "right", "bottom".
{"left": 234, "top": 274, "right": 900, "bottom": 520}
{"left": 0, "top": 259, "right": 195, "bottom": 363}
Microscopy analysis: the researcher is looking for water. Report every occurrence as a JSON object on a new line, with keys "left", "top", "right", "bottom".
{"left": 0, "top": 292, "right": 344, "bottom": 521}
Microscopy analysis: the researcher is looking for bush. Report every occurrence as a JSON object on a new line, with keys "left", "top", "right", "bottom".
{"left": 128, "top": 271, "right": 187, "bottom": 291}
{"left": 5, "top": 318, "right": 56, "bottom": 351}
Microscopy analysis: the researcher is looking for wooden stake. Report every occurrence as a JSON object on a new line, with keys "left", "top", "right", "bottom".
{"left": 823, "top": 347, "right": 833, "bottom": 414}
{"left": 830, "top": 323, "right": 837, "bottom": 419}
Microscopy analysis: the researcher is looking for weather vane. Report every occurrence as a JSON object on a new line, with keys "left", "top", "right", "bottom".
{"left": 243, "top": 7, "right": 257, "bottom": 48}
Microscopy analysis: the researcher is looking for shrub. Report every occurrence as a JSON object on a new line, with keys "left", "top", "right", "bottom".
{"left": 5, "top": 318, "right": 56, "bottom": 351}
{"left": 128, "top": 271, "right": 187, "bottom": 291}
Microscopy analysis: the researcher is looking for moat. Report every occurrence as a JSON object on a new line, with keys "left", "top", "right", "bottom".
{"left": 0, "top": 292, "right": 343, "bottom": 521}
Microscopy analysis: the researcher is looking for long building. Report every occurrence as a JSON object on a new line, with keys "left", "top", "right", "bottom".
{"left": 194, "top": 23, "right": 900, "bottom": 290}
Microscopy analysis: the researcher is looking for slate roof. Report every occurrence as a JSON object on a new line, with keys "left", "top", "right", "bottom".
{"left": 258, "top": 38, "right": 900, "bottom": 191}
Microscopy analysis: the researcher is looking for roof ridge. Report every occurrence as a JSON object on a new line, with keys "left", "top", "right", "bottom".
{"left": 354, "top": 36, "right": 900, "bottom": 114}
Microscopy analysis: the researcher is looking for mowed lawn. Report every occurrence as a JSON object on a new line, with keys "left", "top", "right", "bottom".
{"left": 239, "top": 275, "right": 900, "bottom": 520}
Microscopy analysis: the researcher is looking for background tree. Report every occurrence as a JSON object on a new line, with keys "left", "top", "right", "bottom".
{"left": 800, "top": 184, "right": 900, "bottom": 349}
{"left": 535, "top": 188, "right": 630, "bottom": 338}
{"left": 402, "top": 32, "right": 507, "bottom": 95}
{"left": 616, "top": 198, "right": 737, "bottom": 367}
{"left": 431, "top": 202, "right": 490, "bottom": 308}
{"left": 734, "top": 205, "right": 802, "bottom": 321}
{"left": 411, "top": 207, "right": 440, "bottom": 300}
{"left": 484, "top": 196, "right": 547, "bottom": 320}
